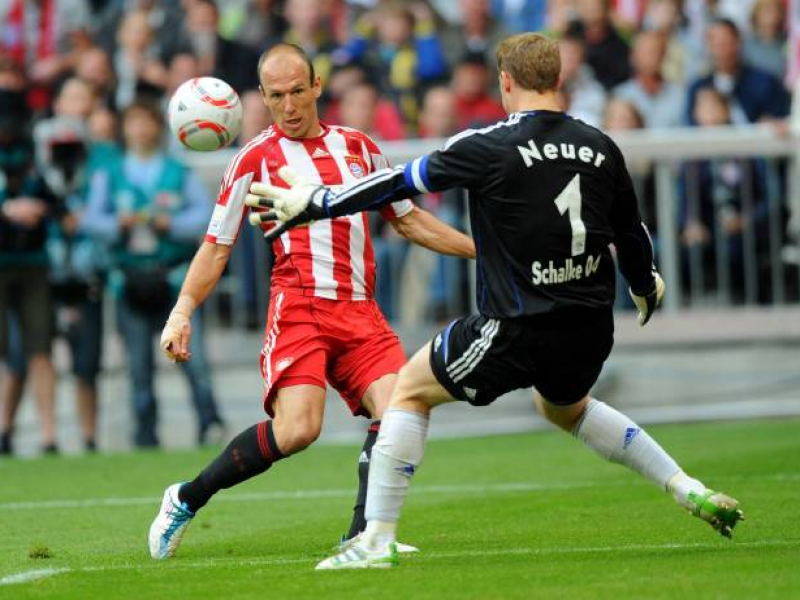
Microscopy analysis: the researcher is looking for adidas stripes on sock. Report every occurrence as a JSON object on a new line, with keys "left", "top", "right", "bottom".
{"left": 572, "top": 399, "right": 681, "bottom": 490}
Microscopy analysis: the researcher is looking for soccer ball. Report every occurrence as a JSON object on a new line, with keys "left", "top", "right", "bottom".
{"left": 168, "top": 77, "right": 243, "bottom": 152}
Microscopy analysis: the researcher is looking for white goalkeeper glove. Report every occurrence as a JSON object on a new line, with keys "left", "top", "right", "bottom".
{"left": 245, "top": 166, "right": 329, "bottom": 237}
{"left": 629, "top": 271, "right": 665, "bottom": 326}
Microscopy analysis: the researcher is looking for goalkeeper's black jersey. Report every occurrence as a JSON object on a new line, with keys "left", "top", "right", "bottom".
{"left": 326, "top": 110, "right": 656, "bottom": 319}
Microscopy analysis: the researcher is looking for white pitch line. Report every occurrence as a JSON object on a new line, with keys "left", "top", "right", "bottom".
{"left": 0, "top": 568, "right": 70, "bottom": 586}
{"left": 2, "top": 539, "right": 797, "bottom": 586}
{"left": 0, "top": 472, "right": 798, "bottom": 511}
{"left": 0, "top": 481, "right": 622, "bottom": 511}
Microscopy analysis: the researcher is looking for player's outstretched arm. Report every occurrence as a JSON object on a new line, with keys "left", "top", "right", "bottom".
{"left": 247, "top": 132, "right": 493, "bottom": 241}
{"left": 160, "top": 241, "right": 232, "bottom": 362}
{"left": 390, "top": 207, "right": 475, "bottom": 259}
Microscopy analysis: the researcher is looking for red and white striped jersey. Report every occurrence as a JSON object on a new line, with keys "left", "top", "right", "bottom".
{"left": 206, "top": 123, "right": 414, "bottom": 301}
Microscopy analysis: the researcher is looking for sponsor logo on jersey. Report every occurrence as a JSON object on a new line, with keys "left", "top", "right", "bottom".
{"left": 311, "top": 147, "right": 330, "bottom": 159}
{"left": 623, "top": 427, "right": 640, "bottom": 449}
{"left": 532, "top": 254, "right": 602, "bottom": 286}
{"left": 345, "top": 155, "right": 366, "bottom": 179}
{"left": 276, "top": 357, "right": 294, "bottom": 372}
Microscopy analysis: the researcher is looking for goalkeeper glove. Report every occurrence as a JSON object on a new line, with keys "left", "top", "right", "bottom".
{"left": 629, "top": 272, "right": 665, "bottom": 326}
{"left": 245, "top": 166, "right": 330, "bottom": 239}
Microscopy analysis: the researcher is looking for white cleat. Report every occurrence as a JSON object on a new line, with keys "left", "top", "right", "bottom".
{"left": 316, "top": 540, "right": 399, "bottom": 570}
{"left": 148, "top": 483, "right": 195, "bottom": 559}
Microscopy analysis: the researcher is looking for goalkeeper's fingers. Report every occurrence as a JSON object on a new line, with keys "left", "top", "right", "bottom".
{"left": 249, "top": 181, "right": 292, "bottom": 202}
{"left": 248, "top": 210, "right": 280, "bottom": 226}
{"left": 244, "top": 193, "right": 274, "bottom": 209}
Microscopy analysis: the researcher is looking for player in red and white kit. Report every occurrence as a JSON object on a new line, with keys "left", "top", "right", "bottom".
{"left": 148, "top": 43, "right": 475, "bottom": 559}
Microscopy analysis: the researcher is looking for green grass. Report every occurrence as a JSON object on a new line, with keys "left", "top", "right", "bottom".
{"left": 1, "top": 418, "right": 799, "bottom": 599}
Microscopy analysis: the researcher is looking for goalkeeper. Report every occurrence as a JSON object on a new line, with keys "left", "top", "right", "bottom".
{"left": 249, "top": 33, "right": 744, "bottom": 569}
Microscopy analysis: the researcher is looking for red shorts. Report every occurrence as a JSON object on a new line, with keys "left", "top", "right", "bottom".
{"left": 259, "top": 292, "right": 406, "bottom": 418}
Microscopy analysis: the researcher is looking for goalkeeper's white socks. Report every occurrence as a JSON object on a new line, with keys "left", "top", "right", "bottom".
{"left": 573, "top": 399, "right": 690, "bottom": 493}
{"left": 362, "top": 409, "right": 429, "bottom": 550}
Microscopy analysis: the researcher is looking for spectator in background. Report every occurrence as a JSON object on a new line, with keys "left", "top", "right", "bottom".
{"left": 7, "top": 77, "right": 112, "bottom": 453}
{"left": 0, "top": 91, "right": 58, "bottom": 455}
{"left": 680, "top": 87, "right": 767, "bottom": 301}
{"left": 567, "top": 0, "right": 631, "bottom": 91}
{"left": 75, "top": 47, "right": 116, "bottom": 110}
{"left": 277, "top": 0, "right": 338, "bottom": 91}
{"left": 743, "top": 0, "right": 786, "bottom": 81}
{"left": 342, "top": 1, "right": 447, "bottom": 131}
{"left": 113, "top": 10, "right": 168, "bottom": 109}
{"left": 218, "top": 0, "right": 286, "bottom": 54}
{"left": 163, "top": 51, "right": 202, "bottom": 155}
{"left": 82, "top": 99, "right": 225, "bottom": 448}
{"left": 400, "top": 85, "right": 469, "bottom": 325}
{"left": 491, "top": 0, "right": 547, "bottom": 34}
{"left": 339, "top": 82, "right": 406, "bottom": 141}
{"left": 441, "top": 0, "right": 506, "bottom": 68}
{"left": 603, "top": 97, "right": 656, "bottom": 232}
{"left": 323, "top": 64, "right": 405, "bottom": 139}
{"left": 239, "top": 89, "right": 273, "bottom": 145}
{"left": 546, "top": 0, "right": 577, "bottom": 34}
{"left": 614, "top": 30, "right": 685, "bottom": 128}
{"left": 0, "top": 0, "right": 92, "bottom": 112}
{"left": 558, "top": 32, "right": 606, "bottom": 128}
{"left": 451, "top": 53, "right": 506, "bottom": 130}
{"left": 92, "top": 0, "right": 185, "bottom": 66}
{"left": 686, "top": 18, "right": 790, "bottom": 125}
{"left": 643, "top": 0, "right": 702, "bottom": 85}
{"left": 180, "top": 0, "right": 259, "bottom": 94}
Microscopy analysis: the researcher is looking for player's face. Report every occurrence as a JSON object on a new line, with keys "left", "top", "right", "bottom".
{"left": 260, "top": 55, "right": 322, "bottom": 138}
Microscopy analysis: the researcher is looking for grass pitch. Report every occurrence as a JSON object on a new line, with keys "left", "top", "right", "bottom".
{"left": 1, "top": 418, "right": 798, "bottom": 599}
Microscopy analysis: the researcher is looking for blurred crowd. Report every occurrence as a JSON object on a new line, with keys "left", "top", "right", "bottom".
{"left": 0, "top": 0, "right": 797, "bottom": 455}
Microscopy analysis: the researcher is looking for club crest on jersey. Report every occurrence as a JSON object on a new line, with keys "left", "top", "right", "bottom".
{"left": 345, "top": 155, "right": 367, "bottom": 179}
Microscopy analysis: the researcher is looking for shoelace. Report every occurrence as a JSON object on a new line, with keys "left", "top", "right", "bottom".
{"left": 163, "top": 503, "right": 192, "bottom": 539}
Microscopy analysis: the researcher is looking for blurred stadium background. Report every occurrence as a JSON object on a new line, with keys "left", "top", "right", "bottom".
{"left": 2, "top": 0, "right": 800, "bottom": 457}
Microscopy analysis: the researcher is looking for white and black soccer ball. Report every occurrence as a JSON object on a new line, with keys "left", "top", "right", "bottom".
{"left": 168, "top": 77, "right": 243, "bottom": 152}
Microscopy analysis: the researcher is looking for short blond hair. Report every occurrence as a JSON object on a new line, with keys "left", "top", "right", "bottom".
{"left": 496, "top": 33, "right": 560, "bottom": 93}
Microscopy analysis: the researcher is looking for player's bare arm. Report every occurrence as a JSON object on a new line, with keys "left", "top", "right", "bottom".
{"left": 160, "top": 242, "right": 232, "bottom": 362}
{"left": 390, "top": 207, "right": 476, "bottom": 259}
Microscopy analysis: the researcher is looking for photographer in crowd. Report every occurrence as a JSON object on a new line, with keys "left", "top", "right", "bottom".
{"left": 0, "top": 87, "right": 58, "bottom": 455}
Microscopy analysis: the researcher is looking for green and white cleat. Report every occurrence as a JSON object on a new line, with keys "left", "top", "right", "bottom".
{"left": 338, "top": 533, "right": 418, "bottom": 554}
{"left": 686, "top": 489, "right": 745, "bottom": 538}
{"left": 317, "top": 540, "right": 399, "bottom": 570}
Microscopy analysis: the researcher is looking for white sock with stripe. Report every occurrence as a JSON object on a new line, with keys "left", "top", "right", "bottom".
{"left": 362, "top": 409, "right": 428, "bottom": 549}
{"left": 572, "top": 399, "right": 688, "bottom": 492}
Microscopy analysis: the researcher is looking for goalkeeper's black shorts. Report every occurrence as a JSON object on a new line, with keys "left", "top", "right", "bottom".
{"left": 429, "top": 308, "right": 614, "bottom": 407}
